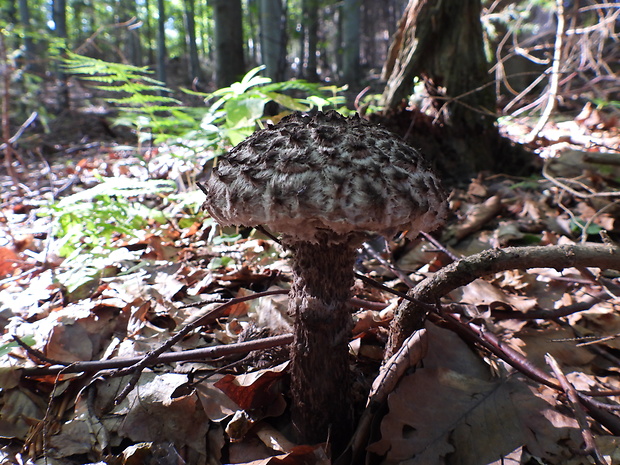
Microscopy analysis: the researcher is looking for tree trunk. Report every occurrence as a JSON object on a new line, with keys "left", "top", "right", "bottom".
{"left": 183, "top": 0, "right": 201, "bottom": 82}
{"left": 301, "top": 0, "right": 319, "bottom": 81}
{"left": 18, "top": 0, "right": 35, "bottom": 71}
{"left": 144, "top": 0, "right": 155, "bottom": 64}
{"left": 341, "top": 0, "right": 361, "bottom": 86}
{"left": 126, "top": 0, "right": 142, "bottom": 66}
{"left": 259, "top": 0, "right": 286, "bottom": 82}
{"left": 156, "top": 0, "right": 167, "bottom": 84}
{"left": 212, "top": 0, "right": 245, "bottom": 87}
{"left": 52, "top": 0, "right": 69, "bottom": 111}
{"left": 380, "top": 0, "right": 531, "bottom": 178}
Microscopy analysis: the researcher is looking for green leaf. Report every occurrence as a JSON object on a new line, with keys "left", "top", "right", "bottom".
{"left": 224, "top": 97, "right": 268, "bottom": 129}
{"left": 263, "top": 91, "right": 311, "bottom": 112}
{"left": 212, "top": 233, "right": 242, "bottom": 245}
{"left": 0, "top": 336, "right": 36, "bottom": 357}
{"left": 208, "top": 256, "right": 234, "bottom": 270}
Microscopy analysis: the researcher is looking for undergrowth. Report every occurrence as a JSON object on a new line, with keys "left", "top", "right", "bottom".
{"left": 45, "top": 53, "right": 353, "bottom": 292}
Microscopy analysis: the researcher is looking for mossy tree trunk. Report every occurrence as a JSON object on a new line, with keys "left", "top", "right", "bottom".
{"left": 381, "top": 0, "right": 530, "bottom": 178}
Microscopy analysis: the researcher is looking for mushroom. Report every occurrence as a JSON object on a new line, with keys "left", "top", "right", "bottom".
{"left": 201, "top": 111, "right": 447, "bottom": 452}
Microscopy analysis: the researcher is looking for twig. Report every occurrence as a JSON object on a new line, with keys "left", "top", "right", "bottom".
{"left": 11, "top": 335, "right": 68, "bottom": 366}
{"left": 109, "top": 288, "right": 289, "bottom": 406}
{"left": 361, "top": 241, "right": 417, "bottom": 288}
{"left": 491, "top": 291, "right": 607, "bottom": 320}
{"left": 437, "top": 309, "right": 620, "bottom": 435}
{"left": 546, "top": 354, "right": 609, "bottom": 465}
{"left": 20, "top": 334, "right": 293, "bottom": 377}
{"left": 386, "top": 243, "right": 620, "bottom": 358}
{"left": 0, "top": 111, "right": 39, "bottom": 152}
{"left": 523, "top": 0, "right": 566, "bottom": 143}
{"left": 420, "top": 231, "right": 459, "bottom": 262}
{"left": 542, "top": 159, "right": 620, "bottom": 199}
{"left": 580, "top": 200, "right": 620, "bottom": 243}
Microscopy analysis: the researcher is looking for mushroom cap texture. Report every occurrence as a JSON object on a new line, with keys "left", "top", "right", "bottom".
{"left": 203, "top": 111, "right": 448, "bottom": 243}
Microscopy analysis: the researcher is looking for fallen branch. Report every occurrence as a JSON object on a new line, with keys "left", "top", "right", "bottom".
{"left": 386, "top": 243, "right": 620, "bottom": 358}
{"left": 19, "top": 334, "right": 293, "bottom": 377}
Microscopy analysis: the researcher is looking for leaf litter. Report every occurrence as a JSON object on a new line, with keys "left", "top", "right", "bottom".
{"left": 0, "top": 116, "right": 619, "bottom": 464}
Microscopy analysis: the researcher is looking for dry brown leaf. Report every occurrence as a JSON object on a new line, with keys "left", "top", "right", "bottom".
{"left": 195, "top": 374, "right": 240, "bottom": 422}
{"left": 0, "top": 247, "right": 20, "bottom": 278}
{"left": 451, "top": 195, "right": 503, "bottom": 241}
{"left": 231, "top": 444, "right": 330, "bottom": 465}
{"left": 214, "top": 361, "right": 288, "bottom": 414}
{"left": 100, "top": 372, "right": 208, "bottom": 457}
{"left": 368, "top": 324, "right": 582, "bottom": 464}
{"left": 0, "top": 388, "right": 45, "bottom": 440}
{"left": 449, "top": 278, "right": 537, "bottom": 313}
{"left": 514, "top": 326, "right": 596, "bottom": 368}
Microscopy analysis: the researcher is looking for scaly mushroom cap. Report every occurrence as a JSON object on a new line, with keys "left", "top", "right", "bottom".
{"left": 203, "top": 111, "right": 448, "bottom": 243}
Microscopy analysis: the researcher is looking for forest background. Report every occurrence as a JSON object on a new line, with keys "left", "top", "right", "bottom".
{"left": 2, "top": 0, "right": 620, "bottom": 464}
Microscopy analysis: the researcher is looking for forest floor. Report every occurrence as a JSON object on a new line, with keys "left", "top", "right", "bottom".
{"left": 1, "top": 104, "right": 620, "bottom": 465}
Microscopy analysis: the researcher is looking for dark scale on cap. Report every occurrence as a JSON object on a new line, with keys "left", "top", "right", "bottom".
{"left": 203, "top": 111, "right": 448, "bottom": 243}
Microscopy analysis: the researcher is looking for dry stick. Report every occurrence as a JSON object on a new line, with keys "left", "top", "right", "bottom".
{"left": 436, "top": 309, "right": 620, "bottom": 435}
{"left": 0, "top": 111, "right": 38, "bottom": 151}
{"left": 491, "top": 290, "right": 608, "bottom": 320}
{"left": 435, "top": 310, "right": 620, "bottom": 434}
{"left": 420, "top": 231, "right": 460, "bottom": 262}
{"left": 21, "top": 290, "right": 290, "bottom": 382}
{"left": 546, "top": 354, "right": 609, "bottom": 465}
{"left": 0, "top": 33, "right": 21, "bottom": 191}
{"left": 11, "top": 335, "right": 68, "bottom": 367}
{"left": 523, "top": 0, "right": 566, "bottom": 143}
{"left": 361, "top": 241, "right": 417, "bottom": 288}
{"left": 341, "top": 329, "right": 428, "bottom": 465}
{"left": 542, "top": 159, "right": 620, "bottom": 199}
{"left": 110, "top": 289, "right": 289, "bottom": 406}
{"left": 381, "top": 243, "right": 620, "bottom": 438}
{"left": 20, "top": 334, "right": 293, "bottom": 377}
{"left": 387, "top": 243, "right": 620, "bottom": 358}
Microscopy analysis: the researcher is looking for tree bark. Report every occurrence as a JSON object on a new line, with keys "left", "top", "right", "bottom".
{"left": 301, "top": 0, "right": 319, "bottom": 81}
{"left": 212, "top": 0, "right": 245, "bottom": 87}
{"left": 144, "top": 0, "right": 155, "bottom": 64}
{"left": 259, "top": 0, "right": 286, "bottom": 82}
{"left": 125, "top": 0, "right": 142, "bottom": 66}
{"left": 341, "top": 0, "right": 361, "bottom": 86}
{"left": 183, "top": 0, "right": 201, "bottom": 82}
{"left": 156, "top": 0, "right": 167, "bottom": 84}
{"left": 18, "top": 0, "right": 35, "bottom": 71}
{"left": 380, "top": 0, "right": 531, "bottom": 178}
{"left": 52, "top": 0, "right": 69, "bottom": 111}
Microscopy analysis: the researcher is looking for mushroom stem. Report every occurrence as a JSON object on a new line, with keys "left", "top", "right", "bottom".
{"left": 286, "top": 234, "right": 361, "bottom": 451}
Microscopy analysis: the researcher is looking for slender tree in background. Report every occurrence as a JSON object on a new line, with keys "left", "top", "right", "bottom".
{"left": 212, "top": 0, "right": 245, "bottom": 88}
{"left": 143, "top": 0, "right": 155, "bottom": 64}
{"left": 52, "top": 0, "right": 68, "bottom": 46}
{"left": 300, "top": 0, "right": 319, "bottom": 81}
{"left": 122, "top": 0, "right": 142, "bottom": 66}
{"left": 259, "top": 0, "right": 286, "bottom": 82}
{"left": 341, "top": 0, "right": 360, "bottom": 86}
{"left": 183, "top": 0, "right": 201, "bottom": 82}
{"left": 71, "top": 0, "right": 88, "bottom": 50}
{"left": 52, "top": 0, "right": 70, "bottom": 110}
{"left": 156, "top": 0, "right": 167, "bottom": 84}
{"left": 381, "top": 0, "right": 528, "bottom": 177}
{"left": 18, "top": 0, "right": 35, "bottom": 70}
